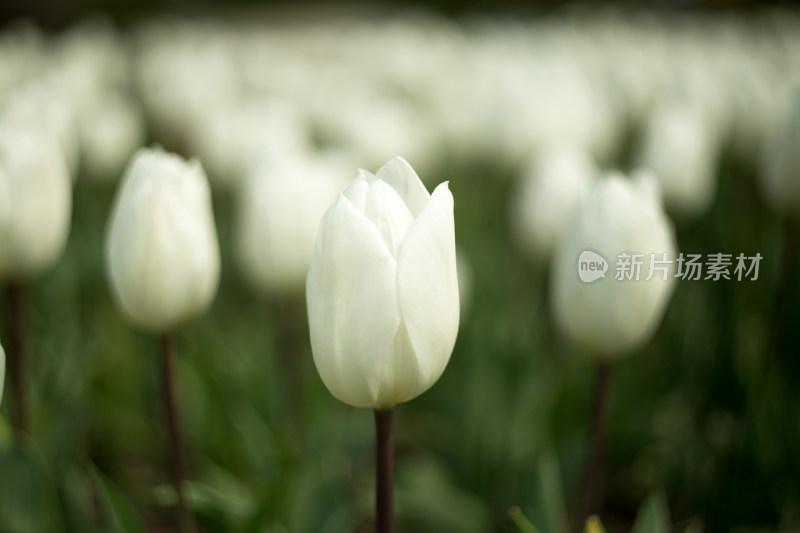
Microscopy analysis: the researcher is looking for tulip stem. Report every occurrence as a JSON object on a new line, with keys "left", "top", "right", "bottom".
{"left": 375, "top": 407, "right": 395, "bottom": 533}
{"left": 159, "top": 333, "right": 197, "bottom": 533}
{"left": 7, "top": 282, "right": 27, "bottom": 438}
{"left": 580, "top": 361, "right": 612, "bottom": 524}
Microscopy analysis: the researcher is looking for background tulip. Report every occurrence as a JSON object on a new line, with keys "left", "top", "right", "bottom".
{"left": 234, "top": 152, "right": 347, "bottom": 295}
{"left": 0, "top": 121, "right": 72, "bottom": 281}
{"left": 637, "top": 98, "right": 721, "bottom": 219}
{"left": 509, "top": 143, "right": 596, "bottom": 261}
{"left": 105, "top": 146, "right": 219, "bottom": 533}
{"left": 306, "top": 156, "right": 459, "bottom": 409}
{"left": 551, "top": 172, "right": 677, "bottom": 358}
{"left": 550, "top": 172, "right": 678, "bottom": 520}
{"left": 78, "top": 92, "right": 145, "bottom": 180}
{"left": 105, "top": 146, "right": 220, "bottom": 332}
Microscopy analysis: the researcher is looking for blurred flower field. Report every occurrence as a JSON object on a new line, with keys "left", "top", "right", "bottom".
{"left": 0, "top": 6, "right": 799, "bottom": 533}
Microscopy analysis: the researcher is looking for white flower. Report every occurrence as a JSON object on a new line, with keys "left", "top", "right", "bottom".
{"left": 306, "top": 157, "right": 459, "bottom": 408}
{"left": 1, "top": 82, "right": 80, "bottom": 181}
{"left": 0, "top": 122, "right": 72, "bottom": 280}
{"left": 551, "top": 173, "right": 677, "bottom": 358}
{"left": 637, "top": 99, "right": 720, "bottom": 218}
{"left": 234, "top": 152, "right": 347, "bottom": 295}
{"left": 105, "top": 147, "right": 220, "bottom": 332}
{"left": 510, "top": 144, "right": 596, "bottom": 260}
{"left": 79, "top": 93, "right": 145, "bottom": 180}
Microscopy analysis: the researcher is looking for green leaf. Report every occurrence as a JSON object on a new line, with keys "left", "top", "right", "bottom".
{"left": 89, "top": 464, "right": 145, "bottom": 533}
{"left": 536, "top": 449, "right": 569, "bottom": 533}
{"left": 0, "top": 444, "right": 64, "bottom": 533}
{"left": 508, "top": 507, "right": 542, "bottom": 533}
{"left": 632, "top": 490, "right": 670, "bottom": 533}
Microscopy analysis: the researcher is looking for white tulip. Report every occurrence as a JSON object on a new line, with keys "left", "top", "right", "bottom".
{"left": 759, "top": 94, "right": 800, "bottom": 215}
{"left": 105, "top": 147, "right": 220, "bottom": 332}
{"left": 1, "top": 82, "right": 80, "bottom": 181}
{"left": 510, "top": 144, "right": 596, "bottom": 260}
{"left": 637, "top": 99, "right": 720, "bottom": 218}
{"left": 235, "top": 152, "right": 347, "bottom": 295}
{"left": 551, "top": 173, "right": 677, "bottom": 358}
{"left": 0, "top": 122, "right": 72, "bottom": 280}
{"left": 306, "top": 157, "right": 459, "bottom": 408}
{"left": 79, "top": 93, "right": 145, "bottom": 180}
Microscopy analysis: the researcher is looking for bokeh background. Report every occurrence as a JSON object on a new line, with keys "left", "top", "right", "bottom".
{"left": 1, "top": 1, "right": 799, "bottom": 532}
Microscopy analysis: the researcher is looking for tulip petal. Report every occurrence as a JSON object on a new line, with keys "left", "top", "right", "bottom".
{"left": 307, "top": 194, "right": 402, "bottom": 408}
{"left": 374, "top": 321, "right": 423, "bottom": 408}
{"left": 342, "top": 171, "right": 371, "bottom": 212}
{"left": 364, "top": 180, "right": 414, "bottom": 256}
{"left": 375, "top": 157, "right": 431, "bottom": 217}
{"left": 395, "top": 182, "right": 459, "bottom": 395}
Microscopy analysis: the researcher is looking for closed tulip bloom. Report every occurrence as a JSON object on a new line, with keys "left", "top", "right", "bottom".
{"left": 0, "top": 122, "right": 72, "bottom": 280}
{"left": 637, "top": 99, "right": 720, "bottom": 218}
{"left": 551, "top": 173, "right": 677, "bottom": 358}
{"left": 306, "top": 157, "right": 459, "bottom": 409}
{"left": 235, "top": 153, "right": 345, "bottom": 294}
{"left": 105, "top": 147, "right": 220, "bottom": 332}
{"left": 510, "top": 143, "right": 596, "bottom": 260}
{"left": 79, "top": 93, "right": 145, "bottom": 180}
{"left": 1, "top": 83, "right": 80, "bottom": 181}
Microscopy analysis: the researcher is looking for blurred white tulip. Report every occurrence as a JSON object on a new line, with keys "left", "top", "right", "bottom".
{"left": 1, "top": 82, "right": 80, "bottom": 180}
{"left": 187, "top": 99, "right": 311, "bottom": 189}
{"left": 79, "top": 92, "right": 145, "bottom": 180}
{"left": 637, "top": 99, "right": 720, "bottom": 218}
{"left": 0, "top": 122, "right": 72, "bottom": 280}
{"left": 510, "top": 144, "right": 596, "bottom": 260}
{"left": 759, "top": 93, "right": 800, "bottom": 215}
{"left": 306, "top": 157, "right": 459, "bottom": 408}
{"left": 235, "top": 152, "right": 347, "bottom": 295}
{"left": 105, "top": 147, "right": 220, "bottom": 332}
{"left": 551, "top": 173, "right": 677, "bottom": 358}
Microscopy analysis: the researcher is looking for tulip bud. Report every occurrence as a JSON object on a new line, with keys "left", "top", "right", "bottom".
{"left": 509, "top": 144, "right": 596, "bottom": 261}
{"left": 234, "top": 152, "right": 346, "bottom": 295}
{"left": 306, "top": 157, "right": 459, "bottom": 408}
{"left": 0, "top": 122, "right": 72, "bottom": 280}
{"left": 1, "top": 82, "right": 80, "bottom": 181}
{"left": 637, "top": 99, "right": 720, "bottom": 218}
{"left": 551, "top": 173, "right": 677, "bottom": 358}
{"left": 79, "top": 92, "right": 145, "bottom": 180}
{"left": 759, "top": 93, "right": 800, "bottom": 216}
{"left": 105, "top": 147, "right": 220, "bottom": 332}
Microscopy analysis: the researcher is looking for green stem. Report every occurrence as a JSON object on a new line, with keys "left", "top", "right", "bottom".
{"left": 7, "top": 282, "right": 27, "bottom": 438}
{"left": 580, "top": 361, "right": 612, "bottom": 523}
{"left": 375, "top": 408, "right": 395, "bottom": 533}
{"left": 160, "top": 333, "right": 197, "bottom": 533}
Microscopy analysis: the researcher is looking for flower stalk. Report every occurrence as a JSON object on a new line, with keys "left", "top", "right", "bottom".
{"left": 160, "top": 333, "right": 197, "bottom": 533}
{"left": 7, "top": 282, "right": 27, "bottom": 438}
{"left": 375, "top": 407, "right": 395, "bottom": 533}
{"left": 580, "top": 361, "right": 612, "bottom": 522}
